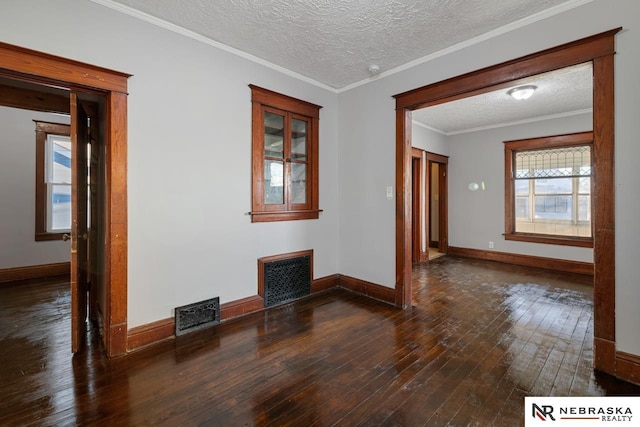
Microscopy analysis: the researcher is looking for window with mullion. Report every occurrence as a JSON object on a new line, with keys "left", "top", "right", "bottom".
{"left": 251, "top": 84, "right": 321, "bottom": 222}
{"left": 504, "top": 131, "right": 593, "bottom": 247}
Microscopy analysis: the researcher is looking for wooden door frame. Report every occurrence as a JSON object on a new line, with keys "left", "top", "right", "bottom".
{"left": 0, "top": 42, "right": 130, "bottom": 357}
{"left": 394, "top": 29, "right": 619, "bottom": 376}
{"left": 411, "top": 148, "right": 424, "bottom": 262}
{"left": 426, "top": 152, "right": 448, "bottom": 254}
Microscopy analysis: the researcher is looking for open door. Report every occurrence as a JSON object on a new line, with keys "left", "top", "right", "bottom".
{"left": 70, "top": 92, "right": 89, "bottom": 353}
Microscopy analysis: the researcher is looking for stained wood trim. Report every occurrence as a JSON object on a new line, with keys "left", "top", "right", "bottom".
{"left": 127, "top": 318, "right": 175, "bottom": 352}
{"left": 592, "top": 52, "right": 616, "bottom": 350}
{"left": 34, "top": 121, "right": 71, "bottom": 242}
{"left": 250, "top": 86, "right": 321, "bottom": 223}
{"left": 105, "top": 91, "right": 129, "bottom": 357}
{"left": 394, "top": 28, "right": 621, "bottom": 110}
{"left": 0, "top": 262, "right": 70, "bottom": 282}
{"left": 220, "top": 295, "right": 265, "bottom": 320}
{"left": 249, "top": 85, "right": 322, "bottom": 118}
{"left": 503, "top": 131, "right": 594, "bottom": 248}
{"left": 0, "top": 42, "right": 131, "bottom": 357}
{"left": 411, "top": 147, "right": 423, "bottom": 262}
{"left": 0, "top": 83, "right": 70, "bottom": 114}
{"left": 338, "top": 274, "right": 396, "bottom": 305}
{"left": 395, "top": 108, "right": 412, "bottom": 308}
{"left": 616, "top": 351, "right": 640, "bottom": 386}
{"left": 0, "top": 42, "right": 130, "bottom": 93}
{"left": 394, "top": 28, "right": 620, "bottom": 378}
{"left": 594, "top": 337, "right": 617, "bottom": 374}
{"left": 125, "top": 273, "right": 397, "bottom": 351}
{"left": 312, "top": 274, "right": 340, "bottom": 293}
{"left": 448, "top": 246, "right": 593, "bottom": 276}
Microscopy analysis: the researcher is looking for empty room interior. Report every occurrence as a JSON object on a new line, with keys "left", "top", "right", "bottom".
{"left": 1, "top": 0, "right": 640, "bottom": 425}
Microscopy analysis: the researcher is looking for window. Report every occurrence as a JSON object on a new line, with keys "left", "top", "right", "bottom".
{"left": 250, "top": 85, "right": 321, "bottom": 222}
{"left": 35, "top": 121, "right": 72, "bottom": 241}
{"left": 504, "top": 131, "right": 593, "bottom": 247}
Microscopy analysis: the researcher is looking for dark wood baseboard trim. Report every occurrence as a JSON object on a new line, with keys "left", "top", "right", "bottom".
{"left": 448, "top": 246, "right": 594, "bottom": 276}
{"left": 616, "top": 351, "right": 640, "bottom": 386}
{"left": 420, "top": 251, "right": 428, "bottom": 262}
{"left": 312, "top": 274, "right": 339, "bottom": 293}
{"left": 126, "top": 273, "right": 397, "bottom": 352}
{"left": 594, "top": 337, "right": 616, "bottom": 375}
{"left": 338, "top": 274, "right": 396, "bottom": 305}
{"left": 220, "top": 295, "right": 265, "bottom": 320}
{"left": 127, "top": 318, "right": 175, "bottom": 352}
{"left": 0, "top": 262, "right": 70, "bottom": 283}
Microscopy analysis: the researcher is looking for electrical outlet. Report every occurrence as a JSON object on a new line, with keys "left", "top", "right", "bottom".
{"left": 489, "top": 241, "right": 494, "bottom": 249}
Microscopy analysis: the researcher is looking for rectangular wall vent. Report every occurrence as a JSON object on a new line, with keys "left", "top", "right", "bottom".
{"left": 175, "top": 297, "right": 220, "bottom": 336}
{"left": 263, "top": 254, "right": 311, "bottom": 307}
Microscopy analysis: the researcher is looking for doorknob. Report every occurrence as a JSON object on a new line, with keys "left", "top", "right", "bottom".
{"left": 62, "top": 234, "right": 71, "bottom": 241}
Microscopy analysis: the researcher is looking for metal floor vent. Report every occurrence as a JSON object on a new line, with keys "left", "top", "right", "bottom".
{"left": 264, "top": 255, "right": 311, "bottom": 307}
{"left": 175, "top": 297, "right": 220, "bottom": 336}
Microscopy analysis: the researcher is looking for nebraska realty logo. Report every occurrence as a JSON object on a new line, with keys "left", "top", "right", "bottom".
{"left": 525, "top": 397, "right": 640, "bottom": 426}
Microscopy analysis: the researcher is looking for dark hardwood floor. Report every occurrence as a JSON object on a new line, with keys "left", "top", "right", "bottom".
{"left": 1, "top": 257, "right": 639, "bottom": 426}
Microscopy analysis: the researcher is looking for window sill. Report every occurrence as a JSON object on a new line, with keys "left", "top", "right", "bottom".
{"left": 504, "top": 232, "right": 593, "bottom": 248}
{"left": 250, "top": 209, "right": 322, "bottom": 223}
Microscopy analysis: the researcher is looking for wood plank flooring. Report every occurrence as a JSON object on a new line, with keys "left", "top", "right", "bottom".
{"left": 1, "top": 256, "right": 639, "bottom": 426}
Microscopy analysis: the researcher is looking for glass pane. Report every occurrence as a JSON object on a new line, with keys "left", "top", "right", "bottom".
{"left": 534, "top": 195, "right": 572, "bottom": 220}
{"left": 578, "top": 195, "right": 591, "bottom": 222}
{"left": 291, "top": 118, "right": 307, "bottom": 161}
{"left": 50, "top": 184, "right": 71, "bottom": 230}
{"left": 264, "top": 160, "right": 284, "bottom": 205}
{"left": 534, "top": 178, "right": 572, "bottom": 194}
{"left": 264, "top": 112, "right": 284, "bottom": 159}
{"left": 579, "top": 176, "right": 591, "bottom": 194}
{"left": 515, "top": 196, "right": 529, "bottom": 219}
{"left": 291, "top": 163, "right": 307, "bottom": 204}
{"left": 515, "top": 146, "right": 591, "bottom": 178}
{"left": 515, "top": 179, "right": 529, "bottom": 196}
{"left": 51, "top": 136, "right": 72, "bottom": 184}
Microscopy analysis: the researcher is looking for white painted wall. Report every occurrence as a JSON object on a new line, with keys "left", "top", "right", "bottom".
{"left": 0, "top": 0, "right": 339, "bottom": 327}
{"left": 448, "top": 112, "right": 593, "bottom": 262}
{"left": 2, "top": 0, "right": 639, "bottom": 356}
{"left": 411, "top": 123, "right": 449, "bottom": 157}
{"left": 0, "top": 106, "right": 70, "bottom": 269}
{"left": 338, "top": 0, "right": 640, "bottom": 354}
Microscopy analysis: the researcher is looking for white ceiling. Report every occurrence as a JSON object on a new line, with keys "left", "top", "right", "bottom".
{"left": 413, "top": 62, "right": 593, "bottom": 134}
{"left": 100, "top": 0, "right": 585, "bottom": 89}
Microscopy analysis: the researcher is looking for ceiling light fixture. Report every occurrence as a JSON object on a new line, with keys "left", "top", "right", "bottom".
{"left": 507, "top": 85, "right": 537, "bottom": 100}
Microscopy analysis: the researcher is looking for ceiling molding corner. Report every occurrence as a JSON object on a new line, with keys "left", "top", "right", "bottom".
{"left": 338, "top": 0, "right": 596, "bottom": 93}
{"left": 88, "top": 0, "right": 340, "bottom": 94}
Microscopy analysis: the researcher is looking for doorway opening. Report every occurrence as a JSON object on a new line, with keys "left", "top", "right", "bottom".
{"left": 394, "top": 29, "right": 618, "bottom": 376}
{"left": 0, "top": 42, "right": 130, "bottom": 357}
{"left": 427, "top": 153, "right": 448, "bottom": 260}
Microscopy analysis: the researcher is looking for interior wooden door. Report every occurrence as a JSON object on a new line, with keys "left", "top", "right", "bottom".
{"left": 70, "top": 92, "right": 89, "bottom": 353}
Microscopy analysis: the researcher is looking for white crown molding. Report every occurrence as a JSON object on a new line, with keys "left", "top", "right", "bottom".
{"left": 88, "top": 0, "right": 340, "bottom": 93}
{"left": 412, "top": 120, "right": 448, "bottom": 136}
{"left": 440, "top": 109, "right": 594, "bottom": 136}
{"left": 90, "top": 0, "right": 594, "bottom": 94}
{"left": 338, "top": 0, "right": 595, "bottom": 93}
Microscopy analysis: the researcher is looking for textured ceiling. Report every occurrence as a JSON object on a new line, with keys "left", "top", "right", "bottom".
{"left": 104, "top": 0, "right": 577, "bottom": 89}
{"left": 412, "top": 62, "right": 593, "bottom": 134}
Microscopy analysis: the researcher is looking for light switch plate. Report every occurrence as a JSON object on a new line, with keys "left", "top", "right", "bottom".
{"left": 386, "top": 186, "right": 393, "bottom": 199}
